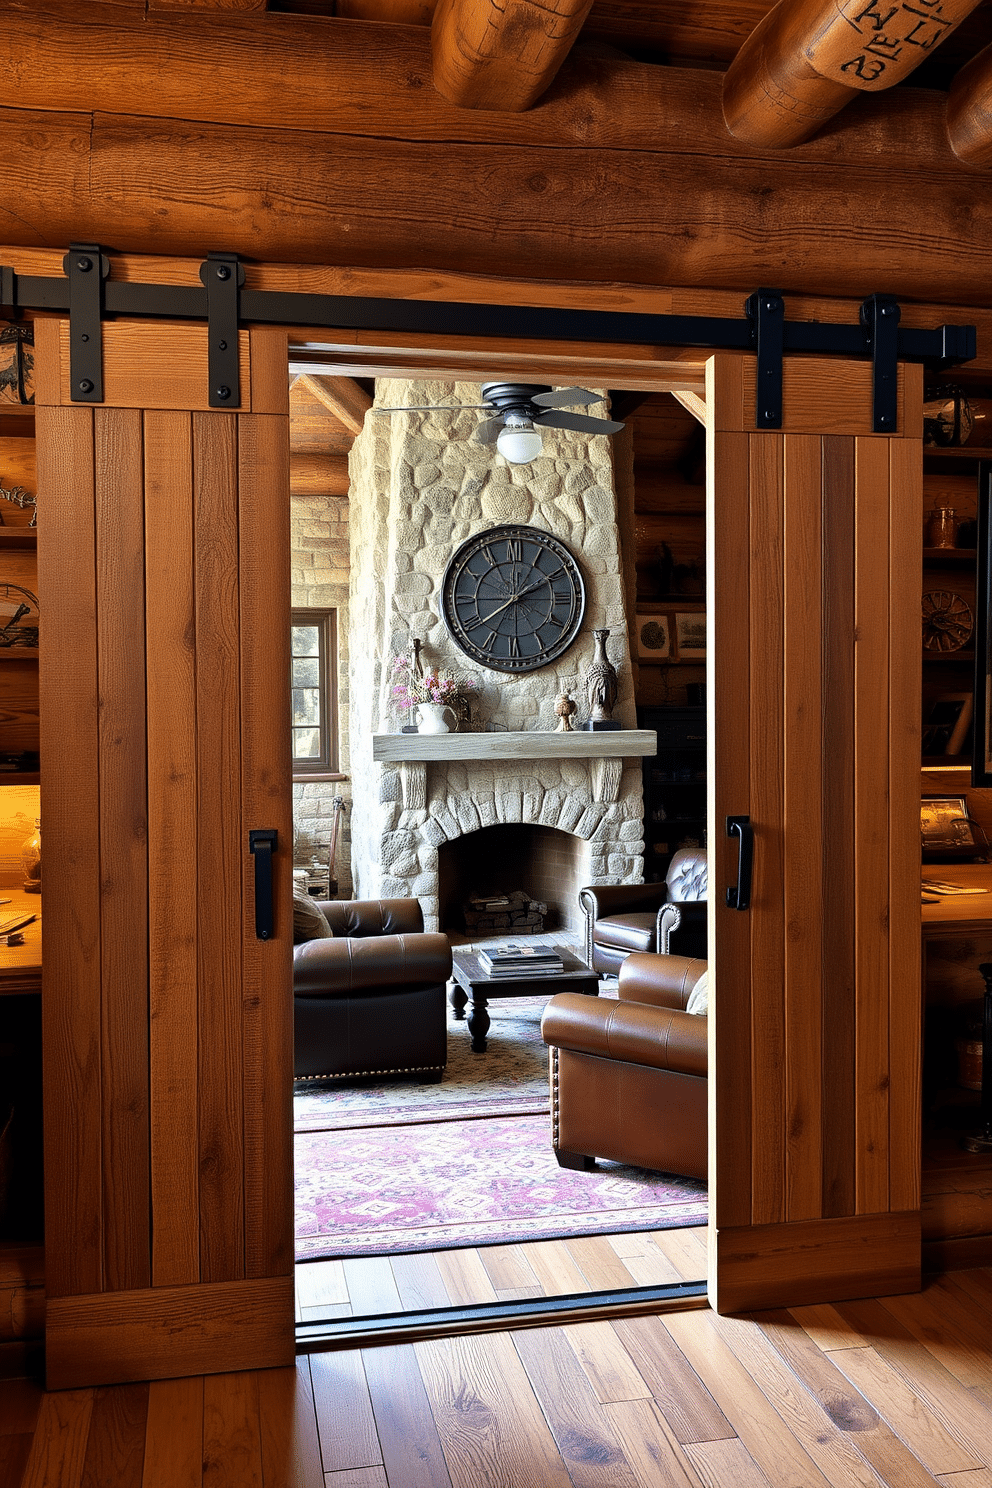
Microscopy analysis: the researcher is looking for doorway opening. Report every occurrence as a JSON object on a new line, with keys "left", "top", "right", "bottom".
{"left": 287, "top": 363, "right": 710, "bottom": 1332}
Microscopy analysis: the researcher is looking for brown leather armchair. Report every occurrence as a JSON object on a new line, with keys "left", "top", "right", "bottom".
{"left": 578, "top": 847, "right": 708, "bottom": 974}
{"left": 541, "top": 951, "right": 707, "bottom": 1179}
{"left": 294, "top": 898, "right": 452, "bottom": 1082}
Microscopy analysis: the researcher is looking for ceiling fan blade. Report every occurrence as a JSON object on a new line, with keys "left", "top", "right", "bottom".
{"left": 531, "top": 387, "right": 601, "bottom": 409}
{"left": 475, "top": 414, "right": 506, "bottom": 444}
{"left": 535, "top": 410, "right": 625, "bottom": 435}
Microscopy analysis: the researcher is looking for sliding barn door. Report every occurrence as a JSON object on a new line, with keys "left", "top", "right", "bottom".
{"left": 708, "top": 354, "right": 923, "bottom": 1312}
{"left": 34, "top": 319, "right": 294, "bottom": 1387}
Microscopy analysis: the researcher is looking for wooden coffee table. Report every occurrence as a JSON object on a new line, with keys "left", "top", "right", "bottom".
{"left": 449, "top": 944, "right": 600, "bottom": 1052}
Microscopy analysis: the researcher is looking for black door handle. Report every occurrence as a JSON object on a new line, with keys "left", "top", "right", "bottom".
{"left": 726, "top": 815, "right": 753, "bottom": 911}
{"left": 249, "top": 829, "right": 278, "bottom": 940}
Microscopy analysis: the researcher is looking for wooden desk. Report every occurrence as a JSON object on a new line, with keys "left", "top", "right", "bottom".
{"left": 0, "top": 886, "right": 41, "bottom": 996}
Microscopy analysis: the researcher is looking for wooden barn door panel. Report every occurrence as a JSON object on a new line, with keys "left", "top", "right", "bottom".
{"left": 708, "top": 355, "right": 923, "bottom": 1313}
{"left": 35, "top": 320, "right": 294, "bottom": 1388}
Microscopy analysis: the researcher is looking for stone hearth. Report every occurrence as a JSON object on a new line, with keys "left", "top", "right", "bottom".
{"left": 347, "top": 379, "right": 649, "bottom": 934}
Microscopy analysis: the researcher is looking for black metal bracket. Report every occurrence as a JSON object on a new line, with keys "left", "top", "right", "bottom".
{"left": 248, "top": 828, "right": 278, "bottom": 941}
{"left": 745, "top": 289, "right": 785, "bottom": 430}
{"left": 1, "top": 251, "right": 976, "bottom": 424}
{"left": 200, "top": 252, "right": 244, "bottom": 408}
{"left": 861, "top": 293, "right": 901, "bottom": 434}
{"left": 64, "top": 243, "right": 110, "bottom": 403}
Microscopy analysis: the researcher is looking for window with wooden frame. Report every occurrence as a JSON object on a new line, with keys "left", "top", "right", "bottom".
{"left": 291, "top": 608, "right": 338, "bottom": 775}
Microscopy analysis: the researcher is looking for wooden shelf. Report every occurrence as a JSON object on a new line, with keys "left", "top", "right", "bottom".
{"left": 0, "top": 652, "right": 38, "bottom": 664}
{"left": 0, "top": 773, "right": 39, "bottom": 786}
{"left": 923, "top": 546, "right": 977, "bottom": 565}
{"left": 0, "top": 531, "right": 36, "bottom": 550}
{"left": 923, "top": 650, "right": 975, "bottom": 661}
{"left": 923, "top": 447, "right": 987, "bottom": 460}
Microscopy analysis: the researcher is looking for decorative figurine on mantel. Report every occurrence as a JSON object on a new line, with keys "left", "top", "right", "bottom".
{"left": 583, "top": 629, "right": 621, "bottom": 731}
{"left": 554, "top": 693, "right": 576, "bottom": 732}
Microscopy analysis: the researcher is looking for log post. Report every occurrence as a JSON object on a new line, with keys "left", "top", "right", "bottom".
{"left": 723, "top": 0, "right": 984, "bottom": 148}
{"left": 947, "top": 43, "right": 992, "bottom": 165}
{"left": 431, "top": 0, "right": 595, "bottom": 110}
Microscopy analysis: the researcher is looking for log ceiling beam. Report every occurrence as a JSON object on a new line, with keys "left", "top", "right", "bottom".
{"left": 296, "top": 374, "right": 373, "bottom": 433}
{"left": 431, "top": 0, "right": 595, "bottom": 110}
{"left": 723, "top": 0, "right": 985, "bottom": 148}
{"left": 3, "top": 14, "right": 992, "bottom": 303}
{"left": 947, "top": 42, "right": 992, "bottom": 162}
{"left": 147, "top": 0, "right": 269, "bottom": 9}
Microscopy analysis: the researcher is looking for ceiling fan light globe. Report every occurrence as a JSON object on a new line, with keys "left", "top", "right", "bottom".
{"left": 496, "top": 422, "right": 543, "bottom": 464}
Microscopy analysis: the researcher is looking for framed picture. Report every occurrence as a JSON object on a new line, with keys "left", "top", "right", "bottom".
{"left": 675, "top": 611, "right": 706, "bottom": 659}
{"left": 636, "top": 612, "right": 670, "bottom": 659}
{"left": 920, "top": 796, "right": 981, "bottom": 856}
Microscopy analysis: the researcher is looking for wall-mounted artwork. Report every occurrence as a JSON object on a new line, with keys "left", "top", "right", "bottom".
{"left": 636, "top": 613, "right": 670, "bottom": 659}
{"left": 676, "top": 611, "right": 706, "bottom": 659}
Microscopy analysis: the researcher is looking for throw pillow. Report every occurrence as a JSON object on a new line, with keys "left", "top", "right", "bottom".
{"left": 293, "top": 887, "right": 333, "bottom": 944}
{"left": 686, "top": 969, "right": 708, "bottom": 1016}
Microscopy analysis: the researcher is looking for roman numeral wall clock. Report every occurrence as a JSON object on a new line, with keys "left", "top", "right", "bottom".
{"left": 440, "top": 524, "right": 586, "bottom": 673}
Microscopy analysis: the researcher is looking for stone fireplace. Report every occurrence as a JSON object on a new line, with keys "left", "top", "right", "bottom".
{"left": 347, "top": 379, "right": 652, "bottom": 934}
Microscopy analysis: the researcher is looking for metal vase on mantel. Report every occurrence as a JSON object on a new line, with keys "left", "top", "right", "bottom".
{"left": 583, "top": 629, "right": 621, "bottom": 731}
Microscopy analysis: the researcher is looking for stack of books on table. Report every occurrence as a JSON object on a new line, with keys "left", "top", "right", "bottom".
{"left": 479, "top": 943, "right": 564, "bottom": 978}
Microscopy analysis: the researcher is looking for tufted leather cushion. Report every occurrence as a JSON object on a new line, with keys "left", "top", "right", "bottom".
{"left": 666, "top": 848, "right": 708, "bottom": 902}
{"left": 592, "top": 912, "right": 657, "bottom": 955}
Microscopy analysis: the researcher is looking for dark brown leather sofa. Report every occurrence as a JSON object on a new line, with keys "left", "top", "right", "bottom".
{"left": 541, "top": 951, "right": 707, "bottom": 1179}
{"left": 293, "top": 898, "right": 452, "bottom": 1082}
{"left": 578, "top": 847, "right": 708, "bottom": 974}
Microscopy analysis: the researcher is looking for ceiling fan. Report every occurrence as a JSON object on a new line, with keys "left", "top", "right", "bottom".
{"left": 374, "top": 382, "right": 625, "bottom": 464}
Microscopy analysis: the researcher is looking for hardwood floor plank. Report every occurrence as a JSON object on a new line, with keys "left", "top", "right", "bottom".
{"left": 611, "top": 1315, "right": 735, "bottom": 1445}
{"left": 142, "top": 1377, "right": 204, "bottom": 1488}
{"left": 512, "top": 1326, "right": 644, "bottom": 1488}
{"left": 834, "top": 1300, "right": 992, "bottom": 1472}
{"left": 79, "top": 1384, "right": 148, "bottom": 1488}
{"left": 362, "top": 1344, "right": 452, "bottom": 1488}
{"left": 0, "top": 1435, "right": 33, "bottom": 1488}
{"left": 389, "top": 1253, "right": 453, "bottom": 1312}
{"left": 202, "top": 1372, "right": 262, "bottom": 1488}
{"left": 662, "top": 1310, "right": 833, "bottom": 1488}
{"left": 704, "top": 1315, "right": 886, "bottom": 1488}
{"left": 753, "top": 1309, "right": 943, "bottom": 1488}
{"left": 323, "top": 1470, "right": 388, "bottom": 1488}
{"left": 878, "top": 1289, "right": 992, "bottom": 1390}
{"left": 562, "top": 1320, "right": 653, "bottom": 1405}
{"left": 564, "top": 1236, "right": 643, "bottom": 1291}
{"left": 602, "top": 1398, "right": 704, "bottom": 1488}
{"left": 608, "top": 1234, "right": 658, "bottom": 1260}
{"left": 257, "top": 1360, "right": 324, "bottom": 1488}
{"left": 296, "top": 1261, "right": 349, "bottom": 1311}
{"left": 0, "top": 1377, "right": 43, "bottom": 1436}
{"left": 432, "top": 1249, "right": 498, "bottom": 1307}
{"left": 520, "top": 1240, "right": 592, "bottom": 1297}
{"left": 309, "top": 1352, "right": 382, "bottom": 1475}
{"left": 342, "top": 1258, "right": 403, "bottom": 1317}
{"left": 787, "top": 1303, "right": 867, "bottom": 1353}
{"left": 495, "top": 1287, "right": 544, "bottom": 1300}
{"left": 935, "top": 1472, "right": 992, "bottom": 1487}
{"left": 301, "top": 1304, "right": 354, "bottom": 1323}
{"left": 648, "top": 1227, "right": 708, "bottom": 1282}
{"left": 20, "top": 1390, "right": 95, "bottom": 1488}
{"left": 476, "top": 1244, "right": 542, "bottom": 1295}
{"left": 828, "top": 1346, "right": 979, "bottom": 1476}
{"left": 415, "top": 1332, "right": 574, "bottom": 1488}
{"left": 682, "top": 1437, "right": 776, "bottom": 1488}
{"left": 617, "top": 1248, "right": 686, "bottom": 1287}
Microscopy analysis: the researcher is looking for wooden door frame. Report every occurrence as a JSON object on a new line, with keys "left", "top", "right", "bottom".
{"left": 7, "top": 244, "right": 938, "bottom": 1360}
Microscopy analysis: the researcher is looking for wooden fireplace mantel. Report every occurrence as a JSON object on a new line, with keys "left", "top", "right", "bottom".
{"left": 371, "top": 729, "right": 657, "bottom": 763}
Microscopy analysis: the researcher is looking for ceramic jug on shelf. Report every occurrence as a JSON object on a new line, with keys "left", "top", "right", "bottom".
{"left": 416, "top": 703, "right": 457, "bottom": 734}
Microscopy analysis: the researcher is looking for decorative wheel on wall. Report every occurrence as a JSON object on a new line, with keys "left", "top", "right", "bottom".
{"left": 922, "top": 590, "right": 974, "bottom": 652}
{"left": 0, "top": 583, "right": 39, "bottom": 649}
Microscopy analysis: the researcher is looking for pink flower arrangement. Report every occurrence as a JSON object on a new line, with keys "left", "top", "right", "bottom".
{"left": 391, "top": 654, "right": 476, "bottom": 711}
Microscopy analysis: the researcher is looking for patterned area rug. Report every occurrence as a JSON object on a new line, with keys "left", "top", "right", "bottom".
{"left": 294, "top": 1115, "right": 708, "bottom": 1259}
{"left": 294, "top": 986, "right": 708, "bottom": 1260}
{"left": 293, "top": 995, "right": 560, "bottom": 1132}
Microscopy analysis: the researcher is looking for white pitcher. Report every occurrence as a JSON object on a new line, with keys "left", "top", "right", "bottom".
{"left": 416, "top": 702, "right": 456, "bottom": 734}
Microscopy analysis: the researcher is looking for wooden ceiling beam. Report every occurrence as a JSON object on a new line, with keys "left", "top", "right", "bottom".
{"left": 723, "top": 0, "right": 985, "bottom": 148}
{"left": 296, "top": 374, "right": 372, "bottom": 433}
{"left": 431, "top": 0, "right": 594, "bottom": 110}
{"left": 947, "top": 43, "right": 992, "bottom": 163}
{"left": 5, "top": 98, "right": 992, "bottom": 306}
